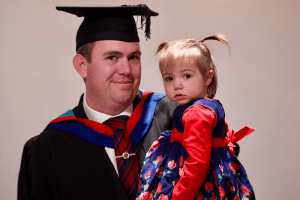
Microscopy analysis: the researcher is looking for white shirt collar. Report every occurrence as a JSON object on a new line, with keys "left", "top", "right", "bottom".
{"left": 83, "top": 93, "right": 132, "bottom": 176}
{"left": 82, "top": 93, "right": 133, "bottom": 124}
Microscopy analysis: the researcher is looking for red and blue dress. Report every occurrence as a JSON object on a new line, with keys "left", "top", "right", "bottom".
{"left": 137, "top": 99, "right": 254, "bottom": 200}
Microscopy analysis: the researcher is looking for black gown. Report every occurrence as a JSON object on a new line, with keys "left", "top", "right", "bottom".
{"left": 18, "top": 92, "right": 177, "bottom": 200}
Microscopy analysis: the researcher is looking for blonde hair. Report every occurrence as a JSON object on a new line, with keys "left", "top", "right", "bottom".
{"left": 156, "top": 34, "right": 229, "bottom": 99}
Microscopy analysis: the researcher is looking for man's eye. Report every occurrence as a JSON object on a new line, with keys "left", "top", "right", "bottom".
{"left": 184, "top": 74, "right": 191, "bottom": 79}
{"left": 107, "top": 56, "right": 116, "bottom": 60}
{"left": 165, "top": 77, "right": 173, "bottom": 82}
{"left": 129, "top": 55, "right": 140, "bottom": 60}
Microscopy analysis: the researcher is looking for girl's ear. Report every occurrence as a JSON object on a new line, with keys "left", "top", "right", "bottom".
{"left": 73, "top": 54, "right": 88, "bottom": 79}
{"left": 205, "top": 70, "right": 214, "bottom": 86}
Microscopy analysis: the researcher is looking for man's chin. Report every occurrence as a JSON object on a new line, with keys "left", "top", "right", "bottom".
{"left": 114, "top": 90, "right": 136, "bottom": 104}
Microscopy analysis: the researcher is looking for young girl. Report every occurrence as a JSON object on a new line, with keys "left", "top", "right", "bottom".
{"left": 137, "top": 34, "right": 254, "bottom": 200}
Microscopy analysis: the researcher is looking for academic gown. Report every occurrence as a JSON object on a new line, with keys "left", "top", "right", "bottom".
{"left": 18, "top": 91, "right": 177, "bottom": 200}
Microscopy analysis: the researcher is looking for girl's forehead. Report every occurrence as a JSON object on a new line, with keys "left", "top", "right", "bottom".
{"left": 160, "top": 59, "right": 198, "bottom": 73}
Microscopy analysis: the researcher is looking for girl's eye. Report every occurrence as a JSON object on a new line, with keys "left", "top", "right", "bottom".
{"left": 184, "top": 74, "right": 191, "bottom": 79}
{"left": 165, "top": 77, "right": 173, "bottom": 82}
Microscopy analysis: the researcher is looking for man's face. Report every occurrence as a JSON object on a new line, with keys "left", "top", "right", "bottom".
{"left": 85, "top": 40, "right": 141, "bottom": 115}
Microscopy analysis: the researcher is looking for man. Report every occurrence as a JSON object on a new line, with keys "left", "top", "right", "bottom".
{"left": 18, "top": 5, "right": 177, "bottom": 200}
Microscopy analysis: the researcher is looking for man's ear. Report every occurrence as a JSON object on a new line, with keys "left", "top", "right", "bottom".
{"left": 205, "top": 70, "right": 214, "bottom": 86}
{"left": 73, "top": 54, "right": 88, "bottom": 79}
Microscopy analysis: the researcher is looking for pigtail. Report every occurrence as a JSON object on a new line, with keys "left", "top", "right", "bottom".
{"left": 198, "top": 34, "right": 230, "bottom": 99}
{"left": 156, "top": 42, "right": 169, "bottom": 54}
{"left": 200, "top": 34, "right": 230, "bottom": 51}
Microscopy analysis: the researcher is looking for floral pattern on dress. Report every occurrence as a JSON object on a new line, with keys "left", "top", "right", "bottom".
{"left": 137, "top": 99, "right": 253, "bottom": 200}
{"left": 137, "top": 130, "right": 188, "bottom": 200}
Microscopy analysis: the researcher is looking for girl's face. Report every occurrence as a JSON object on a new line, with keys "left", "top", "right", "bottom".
{"left": 161, "top": 60, "right": 213, "bottom": 106}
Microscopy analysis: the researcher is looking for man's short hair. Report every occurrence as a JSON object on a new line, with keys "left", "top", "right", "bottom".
{"left": 76, "top": 42, "right": 95, "bottom": 63}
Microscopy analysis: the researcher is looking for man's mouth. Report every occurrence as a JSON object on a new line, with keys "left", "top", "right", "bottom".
{"left": 114, "top": 80, "right": 133, "bottom": 84}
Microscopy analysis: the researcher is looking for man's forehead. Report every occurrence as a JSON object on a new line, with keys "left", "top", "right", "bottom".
{"left": 93, "top": 40, "right": 141, "bottom": 54}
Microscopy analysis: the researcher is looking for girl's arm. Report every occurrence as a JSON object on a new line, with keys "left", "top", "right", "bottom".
{"left": 172, "top": 104, "right": 217, "bottom": 200}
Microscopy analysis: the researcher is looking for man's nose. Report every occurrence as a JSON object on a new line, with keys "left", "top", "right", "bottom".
{"left": 118, "top": 59, "right": 131, "bottom": 75}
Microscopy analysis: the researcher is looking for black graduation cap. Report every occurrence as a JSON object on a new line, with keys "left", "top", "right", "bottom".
{"left": 56, "top": 4, "right": 159, "bottom": 50}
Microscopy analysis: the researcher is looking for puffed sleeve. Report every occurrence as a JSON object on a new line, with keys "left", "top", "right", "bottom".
{"left": 172, "top": 104, "right": 217, "bottom": 200}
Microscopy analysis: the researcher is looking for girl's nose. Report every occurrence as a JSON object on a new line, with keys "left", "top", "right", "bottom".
{"left": 174, "top": 79, "right": 183, "bottom": 90}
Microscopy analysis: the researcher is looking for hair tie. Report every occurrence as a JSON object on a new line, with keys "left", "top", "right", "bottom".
{"left": 201, "top": 39, "right": 204, "bottom": 42}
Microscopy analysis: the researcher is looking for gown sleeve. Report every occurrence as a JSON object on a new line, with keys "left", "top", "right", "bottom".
{"left": 172, "top": 104, "right": 217, "bottom": 200}
{"left": 17, "top": 133, "right": 60, "bottom": 200}
{"left": 17, "top": 136, "right": 38, "bottom": 200}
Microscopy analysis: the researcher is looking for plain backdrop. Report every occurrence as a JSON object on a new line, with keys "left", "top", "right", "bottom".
{"left": 1, "top": 0, "right": 299, "bottom": 199}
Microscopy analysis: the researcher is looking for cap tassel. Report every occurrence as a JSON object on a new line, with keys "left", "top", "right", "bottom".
{"left": 138, "top": 4, "right": 151, "bottom": 40}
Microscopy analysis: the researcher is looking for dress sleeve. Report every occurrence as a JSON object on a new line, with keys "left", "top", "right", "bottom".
{"left": 172, "top": 104, "right": 217, "bottom": 200}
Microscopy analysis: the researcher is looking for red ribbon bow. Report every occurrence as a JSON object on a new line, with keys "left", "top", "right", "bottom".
{"left": 170, "top": 128, "right": 183, "bottom": 143}
{"left": 226, "top": 130, "right": 237, "bottom": 155}
{"left": 170, "top": 123, "right": 254, "bottom": 155}
{"left": 212, "top": 125, "right": 254, "bottom": 155}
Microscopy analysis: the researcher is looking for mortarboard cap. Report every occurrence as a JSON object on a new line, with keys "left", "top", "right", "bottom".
{"left": 56, "top": 4, "right": 159, "bottom": 50}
